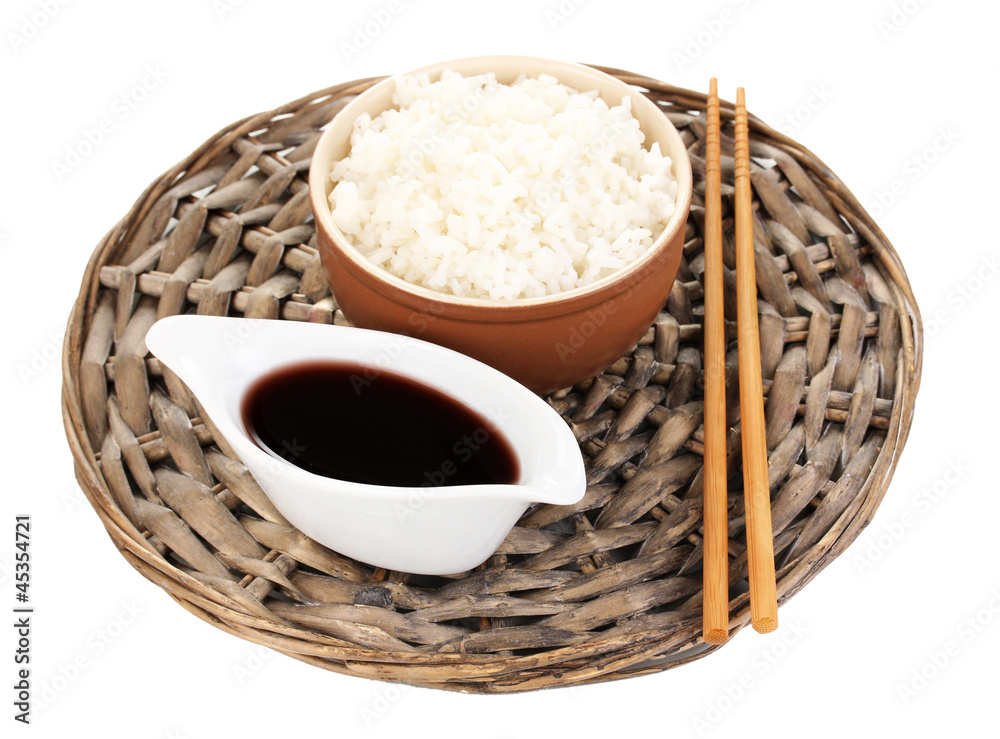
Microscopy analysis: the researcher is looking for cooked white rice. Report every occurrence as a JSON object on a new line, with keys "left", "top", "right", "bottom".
{"left": 329, "top": 70, "right": 677, "bottom": 300}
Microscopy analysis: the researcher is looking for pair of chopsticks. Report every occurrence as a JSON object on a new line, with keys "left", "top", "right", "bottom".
{"left": 702, "top": 79, "right": 777, "bottom": 644}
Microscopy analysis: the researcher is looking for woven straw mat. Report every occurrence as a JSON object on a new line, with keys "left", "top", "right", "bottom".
{"left": 61, "top": 67, "right": 922, "bottom": 693}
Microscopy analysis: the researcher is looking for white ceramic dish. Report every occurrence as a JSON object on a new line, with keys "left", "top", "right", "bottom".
{"left": 144, "top": 315, "right": 586, "bottom": 575}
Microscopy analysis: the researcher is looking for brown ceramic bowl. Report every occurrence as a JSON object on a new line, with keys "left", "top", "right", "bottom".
{"left": 309, "top": 56, "right": 692, "bottom": 393}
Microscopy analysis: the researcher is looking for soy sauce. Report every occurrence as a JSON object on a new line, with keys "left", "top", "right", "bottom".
{"left": 241, "top": 361, "right": 520, "bottom": 487}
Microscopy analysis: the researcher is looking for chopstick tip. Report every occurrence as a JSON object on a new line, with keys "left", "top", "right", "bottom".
{"left": 752, "top": 616, "right": 778, "bottom": 634}
{"left": 704, "top": 628, "right": 728, "bottom": 645}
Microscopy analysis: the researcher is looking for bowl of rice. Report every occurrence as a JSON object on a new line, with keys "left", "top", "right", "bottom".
{"left": 309, "top": 56, "right": 692, "bottom": 392}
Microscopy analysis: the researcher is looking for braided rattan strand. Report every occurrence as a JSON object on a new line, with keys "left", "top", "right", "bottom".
{"left": 62, "top": 69, "right": 921, "bottom": 693}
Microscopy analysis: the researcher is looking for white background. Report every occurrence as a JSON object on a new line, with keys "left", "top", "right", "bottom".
{"left": 2, "top": 0, "right": 997, "bottom": 737}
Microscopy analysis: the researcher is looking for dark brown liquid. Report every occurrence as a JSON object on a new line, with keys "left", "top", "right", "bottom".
{"left": 241, "top": 361, "right": 520, "bottom": 487}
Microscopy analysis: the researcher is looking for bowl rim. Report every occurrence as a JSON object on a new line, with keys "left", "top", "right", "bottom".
{"left": 308, "top": 54, "right": 694, "bottom": 311}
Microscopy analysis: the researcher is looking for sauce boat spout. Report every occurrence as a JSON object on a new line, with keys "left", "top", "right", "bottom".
{"left": 145, "top": 315, "right": 266, "bottom": 395}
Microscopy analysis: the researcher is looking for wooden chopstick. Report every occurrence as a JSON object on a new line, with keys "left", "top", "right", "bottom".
{"left": 734, "top": 87, "right": 778, "bottom": 634}
{"left": 702, "top": 78, "right": 729, "bottom": 646}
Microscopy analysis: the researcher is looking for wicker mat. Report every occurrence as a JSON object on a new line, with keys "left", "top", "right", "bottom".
{"left": 61, "top": 67, "right": 922, "bottom": 693}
